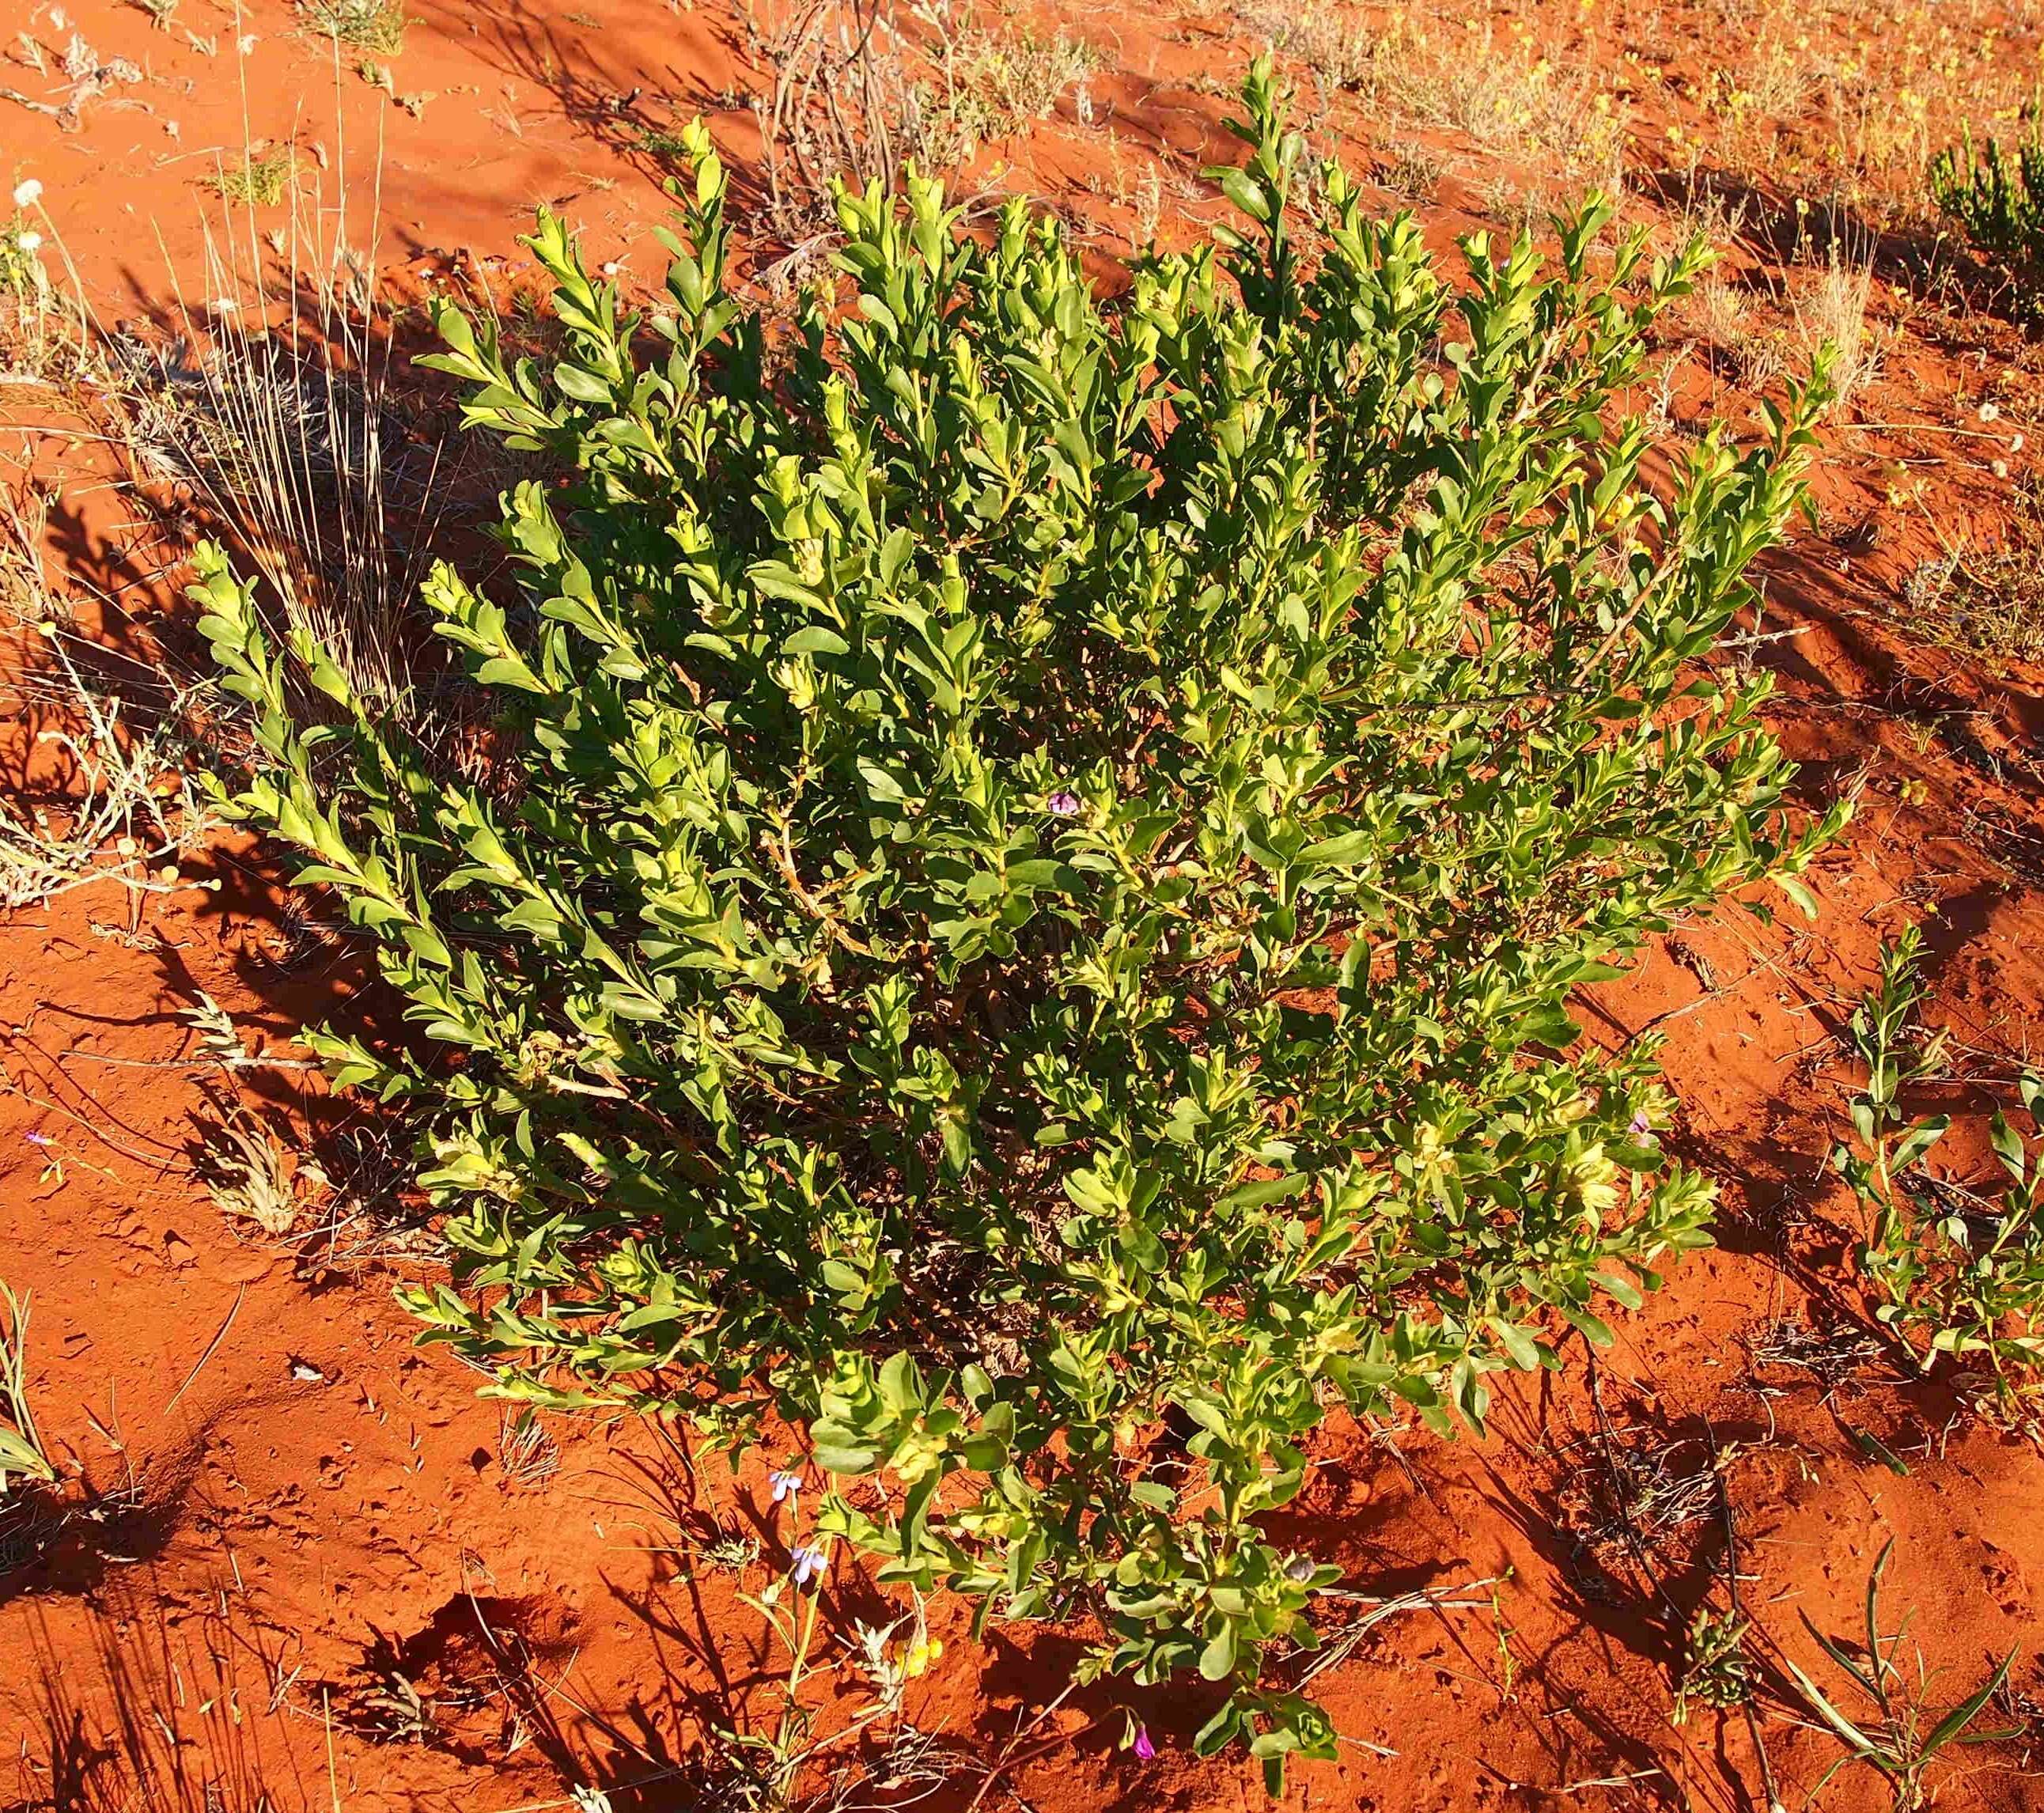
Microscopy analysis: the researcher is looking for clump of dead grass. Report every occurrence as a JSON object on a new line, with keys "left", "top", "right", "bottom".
{"left": 1905, "top": 479, "right": 2044, "bottom": 665}
{"left": 1396, "top": 14, "right": 1628, "bottom": 188}
{"left": 1688, "top": 273, "right": 1751, "bottom": 349}
{"left": 748, "top": 0, "right": 1100, "bottom": 225}
{"left": 0, "top": 612, "right": 211, "bottom": 914}
{"left": 1792, "top": 246, "right": 1885, "bottom": 417}
{"left": 112, "top": 178, "right": 467, "bottom": 723}
{"left": 195, "top": 1105, "right": 316, "bottom": 1236}
{"left": 1255, "top": 1, "right": 1403, "bottom": 106}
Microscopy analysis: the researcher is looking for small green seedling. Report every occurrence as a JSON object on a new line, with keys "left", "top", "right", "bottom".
{"left": 1783, "top": 1539, "right": 2018, "bottom": 1811}
{"left": 1674, "top": 1606, "right": 1753, "bottom": 1724}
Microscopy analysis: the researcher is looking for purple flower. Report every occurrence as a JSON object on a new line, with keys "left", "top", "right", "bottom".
{"left": 1132, "top": 1724, "right": 1156, "bottom": 1761}
{"left": 769, "top": 1467, "right": 802, "bottom": 1504}
{"left": 25, "top": 1131, "right": 51, "bottom": 1148}
{"left": 790, "top": 1543, "right": 827, "bottom": 1588}
{"left": 1630, "top": 1110, "right": 1652, "bottom": 1136}
{"left": 1047, "top": 790, "right": 1081, "bottom": 818}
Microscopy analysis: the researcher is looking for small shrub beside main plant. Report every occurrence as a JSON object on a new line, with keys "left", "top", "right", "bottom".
{"left": 196, "top": 64, "right": 1843, "bottom": 1782}
{"left": 1930, "top": 127, "right": 2044, "bottom": 277}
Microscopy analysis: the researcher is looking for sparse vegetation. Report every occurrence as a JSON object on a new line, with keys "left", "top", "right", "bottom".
{"left": 1903, "top": 479, "right": 2044, "bottom": 664}
{"left": 1835, "top": 928, "right": 2044, "bottom": 1408}
{"left": 297, "top": 0, "right": 408, "bottom": 57}
{"left": 0, "top": 1282, "right": 56, "bottom": 1496}
{"left": 204, "top": 144, "right": 299, "bottom": 208}
{"left": 1784, "top": 1539, "right": 2019, "bottom": 1811}
{"left": 1931, "top": 127, "right": 2044, "bottom": 274}
{"left": 1292, "top": 9, "right": 1625, "bottom": 187}
{"left": 745, "top": 0, "right": 1101, "bottom": 218}
{"left": 933, "top": 21, "right": 1100, "bottom": 153}
{"left": 199, "top": 63, "right": 1845, "bottom": 1778}
{"left": 1256, "top": 2, "right": 1392, "bottom": 104}
{"left": 0, "top": 626, "right": 210, "bottom": 911}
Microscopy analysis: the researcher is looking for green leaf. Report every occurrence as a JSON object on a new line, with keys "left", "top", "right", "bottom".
{"left": 1298, "top": 830, "right": 1379, "bottom": 869}
{"left": 782, "top": 625, "right": 850, "bottom": 658}
{"left": 1198, "top": 1620, "right": 1238, "bottom": 1681}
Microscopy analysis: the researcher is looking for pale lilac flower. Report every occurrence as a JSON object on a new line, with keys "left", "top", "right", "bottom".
{"left": 25, "top": 1131, "right": 51, "bottom": 1148}
{"left": 1132, "top": 1724, "right": 1156, "bottom": 1761}
{"left": 769, "top": 1467, "right": 802, "bottom": 1504}
{"left": 1047, "top": 790, "right": 1081, "bottom": 818}
{"left": 1285, "top": 1555, "right": 1315, "bottom": 1584}
{"left": 791, "top": 1543, "right": 827, "bottom": 1588}
{"left": 1630, "top": 1110, "right": 1652, "bottom": 1136}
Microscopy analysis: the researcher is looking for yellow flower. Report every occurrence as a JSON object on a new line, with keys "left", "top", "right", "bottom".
{"left": 1565, "top": 1143, "right": 1621, "bottom": 1220}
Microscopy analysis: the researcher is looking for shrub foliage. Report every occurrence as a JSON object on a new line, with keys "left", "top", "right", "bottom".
{"left": 1931, "top": 127, "right": 2044, "bottom": 273}
{"left": 197, "top": 65, "right": 1841, "bottom": 1776}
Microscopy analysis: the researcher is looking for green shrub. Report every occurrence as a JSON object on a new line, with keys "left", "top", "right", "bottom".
{"left": 1835, "top": 927, "right": 2044, "bottom": 1406}
{"left": 195, "top": 62, "right": 1842, "bottom": 1778}
{"left": 1930, "top": 127, "right": 2044, "bottom": 271}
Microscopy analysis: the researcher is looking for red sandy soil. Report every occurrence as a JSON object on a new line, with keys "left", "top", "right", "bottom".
{"left": 6, "top": 2, "right": 2044, "bottom": 1811}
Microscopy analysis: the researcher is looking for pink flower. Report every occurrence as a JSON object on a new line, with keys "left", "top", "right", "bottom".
{"left": 1132, "top": 1724, "right": 1156, "bottom": 1761}
{"left": 1047, "top": 790, "right": 1081, "bottom": 818}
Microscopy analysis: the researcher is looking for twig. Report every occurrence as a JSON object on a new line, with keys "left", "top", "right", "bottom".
{"left": 1585, "top": 1363, "right": 1688, "bottom": 1623}
{"left": 1705, "top": 1417, "right": 1784, "bottom": 1813}
{"left": 963, "top": 1680, "right": 1094, "bottom": 1813}
{"left": 165, "top": 1283, "right": 246, "bottom": 1414}
{"left": 1301, "top": 1576, "right": 1502, "bottom": 1688}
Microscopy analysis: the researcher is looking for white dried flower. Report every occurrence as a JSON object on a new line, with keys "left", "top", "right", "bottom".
{"left": 11, "top": 179, "right": 42, "bottom": 209}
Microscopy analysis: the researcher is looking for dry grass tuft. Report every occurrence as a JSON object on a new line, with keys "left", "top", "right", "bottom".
{"left": 112, "top": 168, "right": 469, "bottom": 725}
{"left": 1257, "top": 1, "right": 1401, "bottom": 105}
{"left": 749, "top": 0, "right": 1099, "bottom": 223}
{"left": 1688, "top": 273, "right": 1751, "bottom": 349}
{"left": 0, "top": 628, "right": 210, "bottom": 913}
{"left": 1398, "top": 16, "right": 1627, "bottom": 187}
{"left": 195, "top": 1107, "right": 312, "bottom": 1237}
{"left": 1792, "top": 247, "right": 1885, "bottom": 416}
{"left": 1905, "top": 480, "right": 2044, "bottom": 666}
